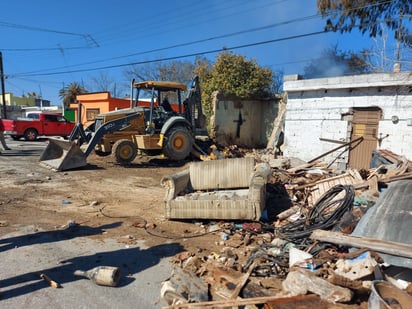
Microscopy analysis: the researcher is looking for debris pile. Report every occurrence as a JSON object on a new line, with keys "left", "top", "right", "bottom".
{"left": 160, "top": 149, "right": 412, "bottom": 308}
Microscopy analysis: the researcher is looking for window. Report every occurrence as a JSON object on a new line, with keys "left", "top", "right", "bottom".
{"left": 86, "top": 108, "right": 100, "bottom": 121}
{"left": 45, "top": 115, "right": 58, "bottom": 122}
{"left": 27, "top": 113, "right": 40, "bottom": 120}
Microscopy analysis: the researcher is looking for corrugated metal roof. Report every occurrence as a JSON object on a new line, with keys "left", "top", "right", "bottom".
{"left": 352, "top": 180, "right": 412, "bottom": 268}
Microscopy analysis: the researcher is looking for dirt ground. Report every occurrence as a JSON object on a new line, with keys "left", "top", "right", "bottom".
{"left": 0, "top": 138, "right": 224, "bottom": 254}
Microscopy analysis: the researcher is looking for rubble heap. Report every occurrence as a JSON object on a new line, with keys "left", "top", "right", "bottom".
{"left": 160, "top": 148, "right": 412, "bottom": 308}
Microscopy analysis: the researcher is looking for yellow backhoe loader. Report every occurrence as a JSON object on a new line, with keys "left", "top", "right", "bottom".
{"left": 39, "top": 76, "right": 208, "bottom": 171}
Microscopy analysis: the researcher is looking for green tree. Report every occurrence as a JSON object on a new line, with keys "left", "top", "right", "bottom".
{"left": 195, "top": 52, "right": 274, "bottom": 118}
{"left": 303, "top": 45, "right": 371, "bottom": 78}
{"left": 59, "top": 82, "right": 87, "bottom": 108}
{"left": 318, "top": 0, "right": 411, "bottom": 42}
{"left": 194, "top": 57, "right": 213, "bottom": 80}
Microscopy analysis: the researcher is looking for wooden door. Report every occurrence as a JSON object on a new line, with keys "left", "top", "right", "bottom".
{"left": 348, "top": 108, "right": 382, "bottom": 170}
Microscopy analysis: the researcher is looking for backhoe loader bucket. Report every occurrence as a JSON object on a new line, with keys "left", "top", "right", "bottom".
{"left": 39, "top": 138, "right": 87, "bottom": 171}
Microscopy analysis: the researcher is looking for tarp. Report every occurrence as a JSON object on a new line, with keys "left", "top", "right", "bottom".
{"left": 352, "top": 180, "right": 412, "bottom": 268}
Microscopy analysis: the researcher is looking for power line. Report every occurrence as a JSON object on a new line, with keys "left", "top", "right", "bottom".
{"left": 12, "top": 12, "right": 411, "bottom": 78}
{"left": 16, "top": 30, "right": 328, "bottom": 77}
{"left": 94, "top": 0, "right": 282, "bottom": 47}
{"left": 0, "top": 21, "right": 99, "bottom": 50}
{"left": 10, "top": 13, "right": 321, "bottom": 76}
{"left": 12, "top": 13, "right": 410, "bottom": 78}
{"left": 0, "top": 21, "right": 88, "bottom": 37}
{"left": 5, "top": 1, "right": 410, "bottom": 81}
{"left": 10, "top": 9, "right": 409, "bottom": 77}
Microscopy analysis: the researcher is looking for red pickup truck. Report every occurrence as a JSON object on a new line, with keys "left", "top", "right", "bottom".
{"left": 1, "top": 111, "right": 76, "bottom": 141}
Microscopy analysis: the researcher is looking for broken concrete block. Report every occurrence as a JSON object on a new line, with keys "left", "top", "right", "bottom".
{"left": 334, "top": 251, "right": 377, "bottom": 280}
{"left": 160, "top": 266, "right": 208, "bottom": 305}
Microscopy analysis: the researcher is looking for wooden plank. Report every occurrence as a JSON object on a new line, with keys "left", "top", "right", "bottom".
{"left": 161, "top": 294, "right": 320, "bottom": 309}
{"left": 367, "top": 164, "right": 384, "bottom": 180}
{"left": 229, "top": 261, "right": 256, "bottom": 299}
{"left": 319, "top": 137, "right": 348, "bottom": 145}
{"left": 308, "top": 136, "right": 363, "bottom": 164}
{"left": 348, "top": 169, "right": 363, "bottom": 182}
{"left": 310, "top": 230, "right": 412, "bottom": 259}
{"left": 286, "top": 162, "right": 315, "bottom": 174}
{"left": 308, "top": 173, "right": 359, "bottom": 206}
{"left": 367, "top": 175, "right": 379, "bottom": 197}
{"left": 294, "top": 172, "right": 349, "bottom": 191}
{"left": 353, "top": 181, "right": 369, "bottom": 190}
{"left": 266, "top": 101, "right": 286, "bottom": 149}
{"left": 380, "top": 171, "right": 412, "bottom": 183}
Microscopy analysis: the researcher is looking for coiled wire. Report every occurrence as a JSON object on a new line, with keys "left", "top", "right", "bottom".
{"left": 275, "top": 184, "right": 355, "bottom": 242}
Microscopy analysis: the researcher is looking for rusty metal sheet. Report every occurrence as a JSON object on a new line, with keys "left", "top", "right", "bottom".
{"left": 264, "top": 294, "right": 328, "bottom": 309}
{"left": 352, "top": 179, "right": 412, "bottom": 268}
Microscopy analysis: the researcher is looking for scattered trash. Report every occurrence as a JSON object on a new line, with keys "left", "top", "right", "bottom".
{"left": 288, "top": 247, "right": 314, "bottom": 270}
{"left": 65, "top": 220, "right": 77, "bottom": 228}
{"left": 74, "top": 266, "right": 120, "bottom": 287}
{"left": 40, "top": 273, "right": 61, "bottom": 288}
{"left": 283, "top": 268, "right": 353, "bottom": 303}
{"left": 161, "top": 265, "right": 208, "bottom": 305}
{"left": 89, "top": 200, "right": 99, "bottom": 207}
{"left": 369, "top": 280, "right": 412, "bottom": 309}
{"left": 221, "top": 232, "right": 229, "bottom": 241}
{"left": 334, "top": 251, "right": 377, "bottom": 280}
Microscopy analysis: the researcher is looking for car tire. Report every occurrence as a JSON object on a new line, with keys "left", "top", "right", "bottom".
{"left": 24, "top": 128, "right": 38, "bottom": 141}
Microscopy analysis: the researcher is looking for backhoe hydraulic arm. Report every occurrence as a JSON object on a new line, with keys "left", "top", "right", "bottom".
{"left": 83, "top": 113, "right": 141, "bottom": 157}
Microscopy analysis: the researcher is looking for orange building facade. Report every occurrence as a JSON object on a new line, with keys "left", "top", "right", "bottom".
{"left": 71, "top": 92, "right": 182, "bottom": 128}
{"left": 71, "top": 92, "right": 136, "bottom": 128}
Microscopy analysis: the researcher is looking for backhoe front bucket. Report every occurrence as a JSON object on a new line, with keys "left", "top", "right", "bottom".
{"left": 39, "top": 138, "right": 88, "bottom": 171}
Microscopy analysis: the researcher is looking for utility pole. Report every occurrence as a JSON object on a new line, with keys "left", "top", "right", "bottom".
{"left": 39, "top": 85, "right": 43, "bottom": 110}
{"left": 0, "top": 51, "right": 7, "bottom": 119}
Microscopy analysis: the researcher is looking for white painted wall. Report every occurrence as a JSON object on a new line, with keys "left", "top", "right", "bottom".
{"left": 283, "top": 72, "right": 412, "bottom": 167}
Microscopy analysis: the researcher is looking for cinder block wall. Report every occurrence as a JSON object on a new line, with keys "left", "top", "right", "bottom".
{"left": 283, "top": 73, "right": 412, "bottom": 167}
{"left": 210, "top": 91, "right": 280, "bottom": 148}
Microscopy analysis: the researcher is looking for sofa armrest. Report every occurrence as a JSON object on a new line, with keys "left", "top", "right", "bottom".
{"left": 160, "top": 169, "right": 191, "bottom": 201}
{"left": 248, "top": 163, "right": 271, "bottom": 201}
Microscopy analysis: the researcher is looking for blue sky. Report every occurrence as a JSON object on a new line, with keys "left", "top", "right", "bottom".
{"left": 0, "top": 0, "right": 402, "bottom": 106}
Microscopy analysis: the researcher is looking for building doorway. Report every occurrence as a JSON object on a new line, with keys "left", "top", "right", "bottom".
{"left": 348, "top": 107, "right": 382, "bottom": 169}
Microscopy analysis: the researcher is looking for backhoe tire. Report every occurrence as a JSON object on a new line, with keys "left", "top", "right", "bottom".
{"left": 163, "top": 126, "right": 193, "bottom": 161}
{"left": 112, "top": 139, "right": 137, "bottom": 164}
{"left": 24, "top": 128, "right": 38, "bottom": 141}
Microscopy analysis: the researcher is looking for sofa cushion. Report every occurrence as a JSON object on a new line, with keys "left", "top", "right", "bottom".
{"left": 189, "top": 157, "right": 255, "bottom": 191}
